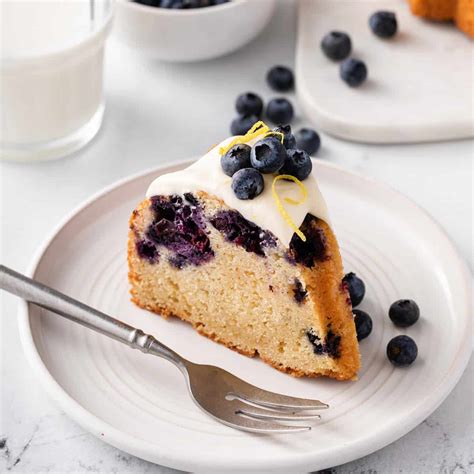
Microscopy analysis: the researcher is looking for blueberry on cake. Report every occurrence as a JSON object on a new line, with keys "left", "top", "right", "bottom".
{"left": 128, "top": 122, "right": 360, "bottom": 380}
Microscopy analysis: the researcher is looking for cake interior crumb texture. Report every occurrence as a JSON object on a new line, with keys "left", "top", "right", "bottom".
{"left": 128, "top": 192, "right": 360, "bottom": 381}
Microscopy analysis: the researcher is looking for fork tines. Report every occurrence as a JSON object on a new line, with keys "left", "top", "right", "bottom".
{"left": 227, "top": 392, "right": 329, "bottom": 433}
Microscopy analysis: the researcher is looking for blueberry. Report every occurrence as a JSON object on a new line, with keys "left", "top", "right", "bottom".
{"left": 353, "top": 309, "right": 373, "bottom": 341}
{"left": 236, "top": 92, "right": 263, "bottom": 117}
{"left": 250, "top": 136, "right": 287, "bottom": 173}
{"left": 266, "top": 65, "right": 294, "bottom": 92}
{"left": 280, "top": 149, "right": 312, "bottom": 181}
{"left": 230, "top": 114, "right": 259, "bottom": 136}
{"left": 321, "top": 31, "right": 352, "bottom": 60}
{"left": 387, "top": 335, "right": 418, "bottom": 367}
{"left": 168, "top": 0, "right": 210, "bottom": 7}
{"left": 221, "top": 144, "right": 251, "bottom": 177}
{"left": 369, "top": 11, "right": 397, "bottom": 38}
{"left": 266, "top": 98, "right": 294, "bottom": 124}
{"left": 134, "top": 0, "right": 161, "bottom": 6}
{"left": 340, "top": 58, "right": 368, "bottom": 87}
{"left": 210, "top": 0, "right": 229, "bottom": 4}
{"left": 211, "top": 210, "right": 276, "bottom": 256}
{"left": 389, "top": 299, "right": 420, "bottom": 327}
{"left": 295, "top": 128, "right": 320, "bottom": 155}
{"left": 342, "top": 272, "right": 365, "bottom": 307}
{"left": 231, "top": 168, "right": 264, "bottom": 200}
{"left": 159, "top": 0, "right": 186, "bottom": 7}
{"left": 273, "top": 124, "right": 296, "bottom": 150}
{"left": 136, "top": 239, "right": 159, "bottom": 263}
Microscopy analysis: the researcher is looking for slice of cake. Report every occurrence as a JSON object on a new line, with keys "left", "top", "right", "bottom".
{"left": 128, "top": 122, "right": 360, "bottom": 380}
{"left": 408, "top": 0, "right": 474, "bottom": 37}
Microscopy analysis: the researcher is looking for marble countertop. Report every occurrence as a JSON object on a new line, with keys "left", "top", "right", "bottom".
{"left": 1, "top": 2, "right": 472, "bottom": 472}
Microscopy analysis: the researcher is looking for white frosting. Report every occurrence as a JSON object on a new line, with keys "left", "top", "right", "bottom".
{"left": 146, "top": 136, "right": 330, "bottom": 246}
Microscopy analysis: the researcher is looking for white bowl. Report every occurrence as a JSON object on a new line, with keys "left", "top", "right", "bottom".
{"left": 114, "top": 0, "right": 276, "bottom": 62}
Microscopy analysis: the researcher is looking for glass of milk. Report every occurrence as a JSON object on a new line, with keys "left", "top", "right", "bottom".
{"left": 0, "top": 1, "right": 113, "bottom": 161}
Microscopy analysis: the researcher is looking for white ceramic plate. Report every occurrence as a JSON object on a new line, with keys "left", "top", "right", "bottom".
{"left": 296, "top": 0, "right": 474, "bottom": 143}
{"left": 19, "top": 160, "right": 471, "bottom": 473}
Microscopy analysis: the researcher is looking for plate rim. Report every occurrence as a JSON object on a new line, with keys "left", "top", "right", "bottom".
{"left": 17, "top": 159, "right": 472, "bottom": 473}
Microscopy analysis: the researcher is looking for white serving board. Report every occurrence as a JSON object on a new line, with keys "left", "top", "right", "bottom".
{"left": 296, "top": 0, "right": 474, "bottom": 143}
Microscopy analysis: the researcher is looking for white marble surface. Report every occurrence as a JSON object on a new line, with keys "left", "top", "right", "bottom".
{"left": 0, "top": 1, "right": 472, "bottom": 472}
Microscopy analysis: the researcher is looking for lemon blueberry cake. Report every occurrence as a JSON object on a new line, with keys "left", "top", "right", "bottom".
{"left": 408, "top": 0, "right": 474, "bottom": 37}
{"left": 128, "top": 122, "right": 360, "bottom": 380}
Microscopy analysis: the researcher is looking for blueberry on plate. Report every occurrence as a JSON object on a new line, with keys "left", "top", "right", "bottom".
{"left": 280, "top": 148, "right": 312, "bottom": 181}
{"left": 353, "top": 309, "right": 373, "bottom": 341}
{"left": 230, "top": 114, "right": 259, "bottom": 136}
{"left": 295, "top": 128, "right": 320, "bottom": 155}
{"left": 340, "top": 58, "right": 368, "bottom": 87}
{"left": 389, "top": 299, "right": 420, "bottom": 327}
{"left": 387, "top": 335, "right": 418, "bottom": 367}
{"left": 266, "top": 98, "right": 294, "bottom": 124}
{"left": 236, "top": 92, "right": 263, "bottom": 117}
{"left": 250, "top": 136, "right": 287, "bottom": 173}
{"left": 266, "top": 65, "right": 294, "bottom": 92}
{"left": 321, "top": 31, "right": 352, "bottom": 60}
{"left": 369, "top": 11, "right": 397, "bottom": 38}
{"left": 231, "top": 168, "right": 264, "bottom": 200}
{"left": 342, "top": 272, "right": 365, "bottom": 307}
{"left": 221, "top": 144, "right": 251, "bottom": 177}
{"left": 273, "top": 124, "right": 296, "bottom": 150}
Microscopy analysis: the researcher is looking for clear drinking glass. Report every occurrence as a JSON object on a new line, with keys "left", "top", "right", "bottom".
{"left": 0, "top": 0, "right": 113, "bottom": 161}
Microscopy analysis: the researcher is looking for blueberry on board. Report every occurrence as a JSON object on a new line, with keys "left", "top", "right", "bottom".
{"left": 389, "top": 299, "right": 420, "bottom": 327}
{"left": 369, "top": 11, "right": 398, "bottom": 38}
{"left": 280, "top": 148, "right": 312, "bottom": 181}
{"left": 353, "top": 309, "right": 373, "bottom": 341}
{"left": 134, "top": 0, "right": 161, "bottom": 6}
{"left": 321, "top": 31, "right": 352, "bottom": 60}
{"left": 266, "top": 98, "right": 294, "bottom": 124}
{"left": 273, "top": 124, "right": 296, "bottom": 150}
{"left": 220, "top": 144, "right": 252, "bottom": 177}
{"left": 250, "top": 136, "right": 287, "bottom": 173}
{"left": 236, "top": 92, "right": 263, "bottom": 117}
{"left": 342, "top": 272, "right": 365, "bottom": 307}
{"left": 176, "top": 0, "right": 210, "bottom": 7}
{"left": 230, "top": 114, "right": 259, "bottom": 136}
{"left": 231, "top": 168, "right": 264, "bottom": 200}
{"left": 266, "top": 65, "right": 294, "bottom": 92}
{"left": 387, "top": 335, "right": 418, "bottom": 367}
{"left": 295, "top": 128, "right": 320, "bottom": 155}
{"left": 159, "top": 0, "right": 185, "bottom": 7}
{"left": 340, "top": 58, "right": 368, "bottom": 87}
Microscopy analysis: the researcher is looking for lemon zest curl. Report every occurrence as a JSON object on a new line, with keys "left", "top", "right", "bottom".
{"left": 219, "top": 120, "right": 273, "bottom": 155}
{"left": 272, "top": 175, "right": 308, "bottom": 242}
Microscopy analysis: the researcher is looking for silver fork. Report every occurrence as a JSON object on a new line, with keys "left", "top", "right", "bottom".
{"left": 0, "top": 265, "right": 328, "bottom": 433}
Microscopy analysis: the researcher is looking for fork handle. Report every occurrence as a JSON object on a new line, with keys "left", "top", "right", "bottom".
{"left": 0, "top": 265, "right": 184, "bottom": 367}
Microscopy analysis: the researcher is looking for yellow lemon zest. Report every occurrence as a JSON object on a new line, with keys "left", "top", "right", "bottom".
{"left": 272, "top": 175, "right": 308, "bottom": 242}
{"left": 219, "top": 120, "right": 271, "bottom": 155}
{"left": 263, "top": 131, "right": 284, "bottom": 144}
{"left": 247, "top": 120, "right": 267, "bottom": 134}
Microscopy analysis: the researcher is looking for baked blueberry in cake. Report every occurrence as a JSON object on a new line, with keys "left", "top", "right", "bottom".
{"left": 128, "top": 122, "right": 360, "bottom": 380}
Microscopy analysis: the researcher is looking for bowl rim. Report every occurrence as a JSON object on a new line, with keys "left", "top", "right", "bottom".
{"left": 117, "top": 0, "right": 249, "bottom": 16}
